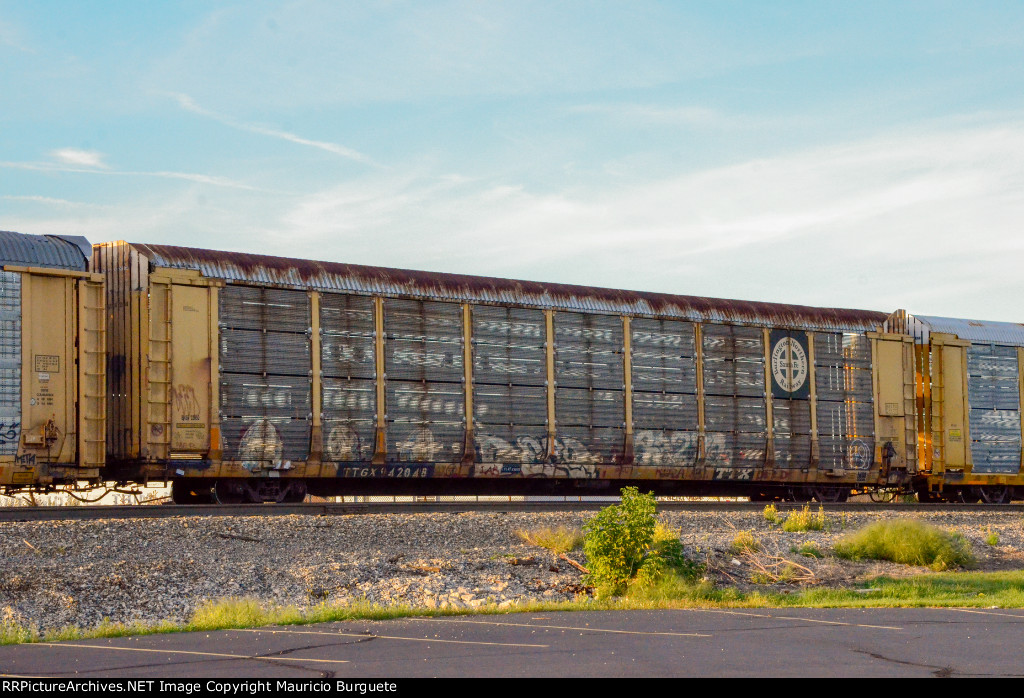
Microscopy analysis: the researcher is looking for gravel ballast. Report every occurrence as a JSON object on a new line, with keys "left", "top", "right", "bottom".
{"left": 3, "top": 507, "right": 1024, "bottom": 633}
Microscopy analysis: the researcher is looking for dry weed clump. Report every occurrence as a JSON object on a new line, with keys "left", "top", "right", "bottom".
{"left": 515, "top": 525, "right": 584, "bottom": 555}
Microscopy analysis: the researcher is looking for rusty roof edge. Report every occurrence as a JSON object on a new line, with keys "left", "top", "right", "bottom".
{"left": 124, "top": 242, "right": 887, "bottom": 332}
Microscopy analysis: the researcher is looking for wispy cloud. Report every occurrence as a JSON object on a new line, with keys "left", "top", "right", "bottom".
{"left": 0, "top": 159, "right": 265, "bottom": 191}
{"left": 261, "top": 118, "right": 1024, "bottom": 320}
{"left": 2, "top": 195, "right": 112, "bottom": 209}
{"left": 167, "top": 92, "right": 381, "bottom": 167}
{"left": 50, "top": 148, "right": 108, "bottom": 168}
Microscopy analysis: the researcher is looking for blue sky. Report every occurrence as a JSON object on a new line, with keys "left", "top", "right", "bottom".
{"left": 3, "top": 1, "right": 1023, "bottom": 321}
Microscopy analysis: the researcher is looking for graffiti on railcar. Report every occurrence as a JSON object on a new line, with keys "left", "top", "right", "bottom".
{"left": 238, "top": 419, "right": 285, "bottom": 471}
{"left": 848, "top": 438, "right": 872, "bottom": 470}
{"left": 634, "top": 431, "right": 733, "bottom": 467}
{"left": 474, "top": 434, "right": 547, "bottom": 463}
{"left": 521, "top": 461, "right": 599, "bottom": 479}
{"left": 633, "top": 430, "right": 698, "bottom": 465}
{"left": 325, "top": 424, "right": 369, "bottom": 461}
{"left": 172, "top": 384, "right": 202, "bottom": 420}
{"left": 393, "top": 425, "right": 463, "bottom": 461}
{"left": 551, "top": 436, "right": 601, "bottom": 464}
{"left": 0, "top": 422, "right": 20, "bottom": 447}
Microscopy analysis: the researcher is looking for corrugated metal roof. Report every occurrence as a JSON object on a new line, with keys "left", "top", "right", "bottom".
{"left": 118, "top": 241, "right": 888, "bottom": 332}
{"left": 0, "top": 231, "right": 89, "bottom": 270}
{"left": 888, "top": 311, "right": 1024, "bottom": 347}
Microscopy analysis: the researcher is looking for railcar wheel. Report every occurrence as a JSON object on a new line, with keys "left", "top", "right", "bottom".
{"left": 976, "top": 486, "right": 1013, "bottom": 504}
{"left": 213, "top": 480, "right": 250, "bottom": 504}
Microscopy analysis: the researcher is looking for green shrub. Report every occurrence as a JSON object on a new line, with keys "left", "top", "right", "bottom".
{"left": 631, "top": 524, "right": 704, "bottom": 590}
{"left": 986, "top": 529, "right": 1000, "bottom": 547}
{"left": 833, "top": 519, "right": 977, "bottom": 571}
{"left": 781, "top": 505, "right": 826, "bottom": 532}
{"left": 763, "top": 504, "right": 779, "bottom": 524}
{"left": 582, "top": 487, "right": 662, "bottom": 597}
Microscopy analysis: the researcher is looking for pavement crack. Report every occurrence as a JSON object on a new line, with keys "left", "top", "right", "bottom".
{"left": 854, "top": 648, "right": 955, "bottom": 677}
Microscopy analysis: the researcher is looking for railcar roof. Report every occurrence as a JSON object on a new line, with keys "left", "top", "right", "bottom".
{"left": 0, "top": 231, "right": 90, "bottom": 270}
{"left": 888, "top": 310, "right": 1024, "bottom": 347}
{"left": 115, "top": 241, "right": 888, "bottom": 333}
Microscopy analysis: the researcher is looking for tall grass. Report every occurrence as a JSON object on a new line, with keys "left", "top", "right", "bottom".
{"left": 781, "top": 505, "right": 826, "bottom": 532}
{"left": 514, "top": 525, "right": 584, "bottom": 554}
{"left": 834, "top": 519, "right": 976, "bottom": 571}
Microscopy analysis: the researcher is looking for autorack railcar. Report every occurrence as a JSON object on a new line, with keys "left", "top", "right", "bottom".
{"left": 91, "top": 240, "right": 919, "bottom": 504}
{"left": 886, "top": 310, "right": 1024, "bottom": 503}
{"left": 0, "top": 231, "right": 105, "bottom": 495}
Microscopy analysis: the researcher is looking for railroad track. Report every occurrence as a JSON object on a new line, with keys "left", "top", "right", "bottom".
{"left": 3, "top": 499, "right": 1024, "bottom": 522}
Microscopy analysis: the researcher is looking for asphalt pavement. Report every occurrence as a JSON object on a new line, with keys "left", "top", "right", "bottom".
{"left": 2, "top": 607, "right": 1021, "bottom": 678}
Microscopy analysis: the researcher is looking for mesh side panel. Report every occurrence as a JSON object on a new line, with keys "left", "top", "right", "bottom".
{"left": 386, "top": 298, "right": 463, "bottom": 341}
{"left": 702, "top": 324, "right": 764, "bottom": 359}
{"left": 0, "top": 272, "right": 19, "bottom": 455}
{"left": 968, "top": 345, "right": 1021, "bottom": 410}
{"left": 221, "top": 417, "right": 312, "bottom": 463}
{"left": 815, "top": 366, "right": 873, "bottom": 402}
{"left": 471, "top": 306, "right": 549, "bottom": 463}
{"left": 386, "top": 337, "right": 464, "bottom": 382}
{"left": 386, "top": 382, "right": 465, "bottom": 462}
{"left": 633, "top": 429, "right": 699, "bottom": 466}
{"left": 556, "top": 388, "right": 625, "bottom": 428}
{"left": 702, "top": 324, "right": 765, "bottom": 399}
{"left": 631, "top": 318, "right": 697, "bottom": 398}
{"left": 555, "top": 426, "right": 624, "bottom": 463}
{"left": 323, "top": 419, "right": 375, "bottom": 461}
{"left": 473, "top": 384, "right": 547, "bottom": 426}
{"left": 388, "top": 421, "right": 465, "bottom": 462}
{"left": 703, "top": 432, "right": 767, "bottom": 468}
{"left": 632, "top": 392, "right": 699, "bottom": 431}
{"left": 220, "top": 329, "right": 311, "bottom": 375}
{"left": 817, "top": 400, "right": 875, "bottom": 439}
{"left": 814, "top": 332, "right": 872, "bottom": 367}
{"left": 219, "top": 285, "right": 312, "bottom": 462}
{"left": 553, "top": 312, "right": 623, "bottom": 390}
{"left": 474, "top": 426, "right": 549, "bottom": 463}
{"left": 704, "top": 395, "right": 768, "bottom": 433}
{"left": 819, "top": 436, "right": 875, "bottom": 470}
{"left": 473, "top": 306, "right": 546, "bottom": 387}
{"left": 219, "top": 285, "right": 310, "bottom": 332}
{"left": 773, "top": 434, "right": 812, "bottom": 467}
{"left": 220, "top": 374, "right": 311, "bottom": 418}
{"left": 969, "top": 408, "right": 1022, "bottom": 474}
{"left": 814, "top": 332, "right": 875, "bottom": 469}
{"left": 320, "top": 292, "right": 375, "bottom": 335}
{"left": 322, "top": 377, "right": 375, "bottom": 419}
{"left": 320, "top": 292, "right": 375, "bottom": 380}
{"left": 772, "top": 399, "right": 812, "bottom": 435}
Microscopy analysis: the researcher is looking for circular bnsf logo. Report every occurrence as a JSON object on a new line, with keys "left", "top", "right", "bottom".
{"left": 771, "top": 336, "right": 808, "bottom": 393}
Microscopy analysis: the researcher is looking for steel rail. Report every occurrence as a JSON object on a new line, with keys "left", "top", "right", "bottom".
{"left": 2, "top": 500, "right": 1024, "bottom": 522}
